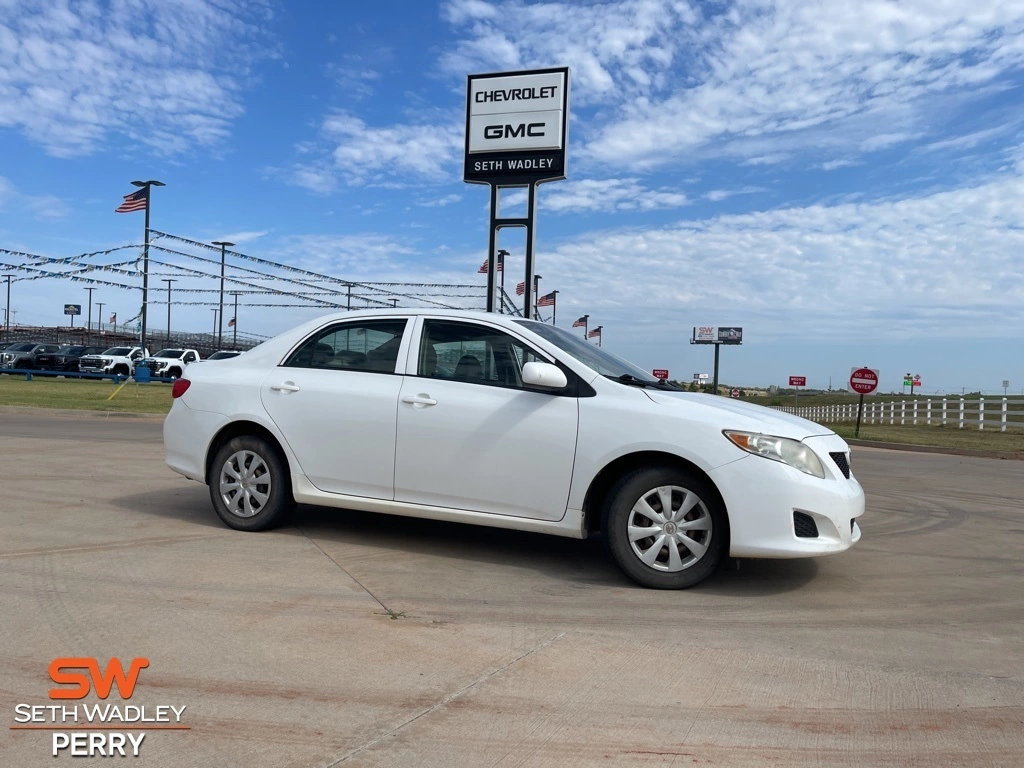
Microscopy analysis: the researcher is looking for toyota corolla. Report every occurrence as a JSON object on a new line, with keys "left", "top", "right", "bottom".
{"left": 163, "top": 309, "right": 863, "bottom": 589}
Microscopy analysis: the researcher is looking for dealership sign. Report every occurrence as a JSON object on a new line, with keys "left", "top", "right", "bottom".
{"left": 464, "top": 67, "right": 569, "bottom": 185}
{"left": 691, "top": 326, "right": 743, "bottom": 345}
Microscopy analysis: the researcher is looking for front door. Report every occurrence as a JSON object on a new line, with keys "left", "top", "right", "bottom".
{"left": 394, "top": 319, "right": 578, "bottom": 521}
{"left": 260, "top": 318, "right": 410, "bottom": 499}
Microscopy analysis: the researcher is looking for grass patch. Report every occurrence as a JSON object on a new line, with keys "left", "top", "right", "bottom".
{"left": 832, "top": 424, "right": 1024, "bottom": 453}
{"left": 0, "top": 375, "right": 172, "bottom": 414}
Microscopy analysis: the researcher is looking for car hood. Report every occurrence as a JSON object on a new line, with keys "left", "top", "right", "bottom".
{"left": 643, "top": 390, "right": 833, "bottom": 440}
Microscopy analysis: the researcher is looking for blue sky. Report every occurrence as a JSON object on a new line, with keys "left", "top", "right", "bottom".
{"left": 1, "top": 0, "right": 1023, "bottom": 394}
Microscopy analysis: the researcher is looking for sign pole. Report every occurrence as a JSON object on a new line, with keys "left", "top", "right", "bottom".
{"left": 712, "top": 344, "right": 721, "bottom": 396}
{"left": 855, "top": 394, "right": 865, "bottom": 438}
{"left": 486, "top": 185, "right": 498, "bottom": 313}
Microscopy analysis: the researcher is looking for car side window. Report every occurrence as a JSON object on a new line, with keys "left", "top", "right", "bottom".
{"left": 284, "top": 319, "right": 408, "bottom": 373}
{"left": 418, "top": 320, "right": 552, "bottom": 390}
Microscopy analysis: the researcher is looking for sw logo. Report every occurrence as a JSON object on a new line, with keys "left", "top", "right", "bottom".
{"left": 49, "top": 657, "right": 149, "bottom": 700}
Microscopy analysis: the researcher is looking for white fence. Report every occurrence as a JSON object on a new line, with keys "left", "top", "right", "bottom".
{"left": 775, "top": 398, "right": 1024, "bottom": 432}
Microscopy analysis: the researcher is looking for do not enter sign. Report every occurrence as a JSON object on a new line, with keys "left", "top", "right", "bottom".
{"left": 849, "top": 367, "right": 879, "bottom": 395}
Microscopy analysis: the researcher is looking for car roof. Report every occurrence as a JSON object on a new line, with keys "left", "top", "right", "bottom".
{"left": 303, "top": 307, "right": 544, "bottom": 329}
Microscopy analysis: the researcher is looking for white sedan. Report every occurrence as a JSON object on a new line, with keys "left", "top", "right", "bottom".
{"left": 164, "top": 309, "right": 863, "bottom": 589}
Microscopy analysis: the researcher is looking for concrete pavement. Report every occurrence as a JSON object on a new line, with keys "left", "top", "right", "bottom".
{"left": 1, "top": 411, "right": 1022, "bottom": 766}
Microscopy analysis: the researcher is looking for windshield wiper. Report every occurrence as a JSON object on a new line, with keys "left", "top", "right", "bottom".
{"left": 605, "top": 373, "right": 668, "bottom": 389}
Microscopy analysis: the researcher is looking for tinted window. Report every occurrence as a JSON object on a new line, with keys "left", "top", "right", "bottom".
{"left": 104, "top": 347, "right": 132, "bottom": 355}
{"left": 418, "top": 320, "right": 551, "bottom": 390}
{"left": 11, "top": 343, "right": 36, "bottom": 352}
{"left": 64, "top": 346, "right": 86, "bottom": 355}
{"left": 284, "top": 320, "right": 407, "bottom": 373}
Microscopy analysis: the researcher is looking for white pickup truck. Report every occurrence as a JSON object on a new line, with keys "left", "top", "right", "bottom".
{"left": 139, "top": 348, "right": 201, "bottom": 379}
{"left": 78, "top": 346, "right": 149, "bottom": 377}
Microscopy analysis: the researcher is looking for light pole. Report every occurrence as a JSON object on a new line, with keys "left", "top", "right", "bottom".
{"left": 211, "top": 308, "right": 218, "bottom": 343}
{"left": 97, "top": 303, "right": 105, "bottom": 335}
{"left": 161, "top": 279, "right": 177, "bottom": 345}
{"left": 84, "top": 287, "right": 96, "bottom": 343}
{"left": 3, "top": 273, "right": 13, "bottom": 342}
{"left": 129, "top": 180, "right": 165, "bottom": 354}
{"left": 229, "top": 291, "right": 242, "bottom": 347}
{"left": 533, "top": 274, "right": 541, "bottom": 319}
{"left": 211, "top": 241, "right": 234, "bottom": 349}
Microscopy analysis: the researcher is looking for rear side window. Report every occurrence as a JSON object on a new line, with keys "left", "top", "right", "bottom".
{"left": 284, "top": 320, "right": 408, "bottom": 374}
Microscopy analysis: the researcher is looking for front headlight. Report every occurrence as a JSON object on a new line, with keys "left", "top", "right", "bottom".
{"left": 723, "top": 431, "right": 826, "bottom": 478}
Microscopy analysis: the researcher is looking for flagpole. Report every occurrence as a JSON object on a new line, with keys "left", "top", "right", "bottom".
{"left": 129, "top": 180, "right": 165, "bottom": 353}
{"left": 552, "top": 291, "right": 558, "bottom": 325}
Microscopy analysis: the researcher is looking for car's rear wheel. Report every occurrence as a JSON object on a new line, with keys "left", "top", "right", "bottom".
{"left": 209, "top": 435, "right": 293, "bottom": 531}
{"left": 602, "top": 466, "right": 727, "bottom": 589}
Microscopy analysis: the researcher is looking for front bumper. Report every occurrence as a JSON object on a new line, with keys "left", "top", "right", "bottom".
{"left": 710, "top": 433, "right": 864, "bottom": 558}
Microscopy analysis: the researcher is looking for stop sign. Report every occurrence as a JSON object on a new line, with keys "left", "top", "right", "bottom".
{"left": 849, "top": 367, "right": 879, "bottom": 395}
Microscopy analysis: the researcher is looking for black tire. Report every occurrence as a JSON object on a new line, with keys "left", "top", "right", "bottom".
{"left": 166, "top": 368, "right": 181, "bottom": 379}
{"left": 113, "top": 365, "right": 129, "bottom": 376}
{"left": 208, "top": 435, "right": 294, "bottom": 531}
{"left": 601, "top": 465, "right": 727, "bottom": 589}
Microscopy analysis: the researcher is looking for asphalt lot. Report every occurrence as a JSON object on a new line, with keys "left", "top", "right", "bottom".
{"left": 1, "top": 410, "right": 1022, "bottom": 767}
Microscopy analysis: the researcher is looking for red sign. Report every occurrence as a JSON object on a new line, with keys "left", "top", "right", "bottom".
{"left": 789, "top": 376, "right": 806, "bottom": 387}
{"left": 652, "top": 369, "right": 669, "bottom": 380}
{"left": 849, "top": 367, "right": 879, "bottom": 395}
{"left": 730, "top": 389, "right": 741, "bottom": 398}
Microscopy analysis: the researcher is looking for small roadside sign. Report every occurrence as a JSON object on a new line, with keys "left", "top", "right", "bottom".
{"left": 789, "top": 376, "right": 806, "bottom": 387}
{"left": 64, "top": 304, "right": 81, "bottom": 316}
{"left": 849, "top": 367, "right": 879, "bottom": 395}
{"left": 730, "top": 389, "right": 741, "bottom": 398}
{"left": 652, "top": 369, "right": 669, "bottom": 380}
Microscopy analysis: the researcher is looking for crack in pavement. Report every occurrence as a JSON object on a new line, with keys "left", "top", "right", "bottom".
{"left": 295, "top": 526, "right": 394, "bottom": 613}
{"left": 314, "top": 631, "right": 568, "bottom": 768}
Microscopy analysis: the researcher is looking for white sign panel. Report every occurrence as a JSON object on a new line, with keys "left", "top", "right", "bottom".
{"left": 694, "top": 326, "right": 716, "bottom": 342}
{"left": 468, "top": 110, "right": 563, "bottom": 153}
{"left": 464, "top": 67, "right": 569, "bottom": 184}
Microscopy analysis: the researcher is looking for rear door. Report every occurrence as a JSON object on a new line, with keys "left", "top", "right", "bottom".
{"left": 260, "top": 318, "right": 410, "bottom": 499}
{"left": 393, "top": 318, "right": 578, "bottom": 521}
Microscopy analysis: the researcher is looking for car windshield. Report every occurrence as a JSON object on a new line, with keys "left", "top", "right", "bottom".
{"left": 152, "top": 349, "right": 185, "bottom": 358}
{"left": 514, "top": 321, "right": 664, "bottom": 384}
{"left": 102, "top": 347, "right": 132, "bottom": 355}
{"left": 10, "top": 343, "right": 37, "bottom": 352}
{"left": 60, "top": 346, "right": 85, "bottom": 354}
{"left": 208, "top": 351, "right": 240, "bottom": 360}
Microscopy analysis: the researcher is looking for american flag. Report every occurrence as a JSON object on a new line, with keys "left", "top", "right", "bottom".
{"left": 515, "top": 281, "right": 526, "bottom": 295}
{"left": 588, "top": 327, "right": 602, "bottom": 339}
{"left": 115, "top": 188, "right": 147, "bottom": 213}
{"left": 572, "top": 316, "right": 587, "bottom": 328}
{"left": 109, "top": 312, "right": 117, "bottom": 323}
{"left": 537, "top": 292, "right": 556, "bottom": 307}
{"left": 477, "top": 253, "right": 504, "bottom": 273}
{"left": 228, "top": 317, "right": 236, "bottom": 328}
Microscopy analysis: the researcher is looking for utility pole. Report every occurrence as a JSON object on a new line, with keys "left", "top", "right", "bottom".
{"left": 127, "top": 180, "right": 165, "bottom": 354}
{"left": 211, "top": 308, "right": 218, "bottom": 343}
{"left": 84, "top": 287, "right": 96, "bottom": 344}
{"left": 2, "top": 273, "right": 13, "bottom": 342}
{"left": 229, "top": 291, "right": 242, "bottom": 347}
{"left": 212, "top": 241, "right": 235, "bottom": 349}
{"left": 161, "top": 279, "right": 177, "bottom": 345}
{"left": 97, "top": 303, "right": 105, "bottom": 335}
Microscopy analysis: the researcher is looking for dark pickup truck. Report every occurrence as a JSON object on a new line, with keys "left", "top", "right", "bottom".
{"left": 34, "top": 345, "right": 109, "bottom": 372}
{"left": 0, "top": 342, "right": 61, "bottom": 370}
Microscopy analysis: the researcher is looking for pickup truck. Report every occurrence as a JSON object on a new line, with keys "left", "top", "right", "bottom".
{"left": 0, "top": 342, "right": 61, "bottom": 370}
{"left": 78, "top": 346, "right": 150, "bottom": 377}
{"left": 139, "top": 348, "right": 201, "bottom": 379}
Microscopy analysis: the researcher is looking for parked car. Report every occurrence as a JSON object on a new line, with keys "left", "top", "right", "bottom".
{"left": 78, "top": 346, "right": 149, "bottom": 377}
{"left": 0, "top": 342, "right": 60, "bottom": 370}
{"left": 206, "top": 350, "right": 243, "bottom": 361}
{"left": 34, "top": 345, "right": 108, "bottom": 372}
{"left": 139, "top": 348, "right": 201, "bottom": 379}
{"left": 163, "top": 309, "right": 864, "bottom": 589}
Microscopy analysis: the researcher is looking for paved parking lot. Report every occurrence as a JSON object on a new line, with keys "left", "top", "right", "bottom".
{"left": 1, "top": 410, "right": 1022, "bottom": 767}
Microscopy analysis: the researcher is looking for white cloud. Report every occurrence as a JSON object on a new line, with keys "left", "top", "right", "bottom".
{"left": 704, "top": 187, "right": 764, "bottom": 202}
{"left": 0, "top": 0, "right": 272, "bottom": 157}
{"left": 418, "top": 194, "right": 462, "bottom": 207}
{"left": 214, "top": 231, "right": 269, "bottom": 245}
{"left": 0, "top": 176, "right": 69, "bottom": 220}
{"left": 440, "top": 0, "right": 1024, "bottom": 170}
{"left": 534, "top": 171, "right": 1024, "bottom": 342}
{"left": 539, "top": 178, "right": 688, "bottom": 213}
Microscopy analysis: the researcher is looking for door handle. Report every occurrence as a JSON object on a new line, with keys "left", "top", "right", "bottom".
{"left": 402, "top": 394, "right": 437, "bottom": 406}
{"left": 270, "top": 382, "right": 301, "bottom": 393}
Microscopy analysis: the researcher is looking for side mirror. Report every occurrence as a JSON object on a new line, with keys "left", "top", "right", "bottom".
{"left": 522, "top": 361, "right": 567, "bottom": 389}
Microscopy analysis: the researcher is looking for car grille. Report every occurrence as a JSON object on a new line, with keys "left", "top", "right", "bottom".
{"left": 79, "top": 359, "right": 103, "bottom": 370}
{"left": 794, "top": 511, "right": 819, "bottom": 538}
{"left": 829, "top": 451, "right": 851, "bottom": 479}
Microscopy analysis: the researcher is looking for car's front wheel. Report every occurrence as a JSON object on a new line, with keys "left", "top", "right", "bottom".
{"left": 602, "top": 466, "right": 727, "bottom": 589}
{"left": 209, "top": 436, "right": 294, "bottom": 531}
